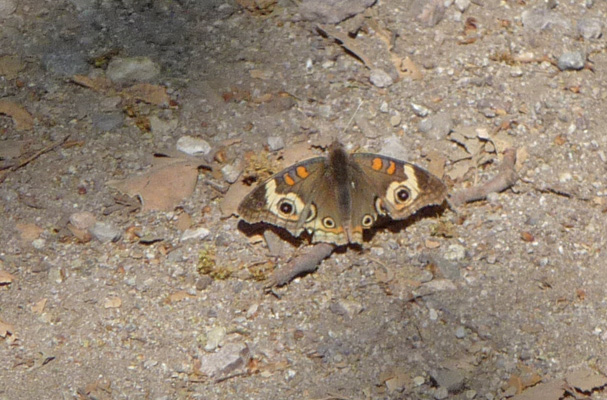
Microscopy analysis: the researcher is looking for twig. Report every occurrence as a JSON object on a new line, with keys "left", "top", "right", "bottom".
{"left": 449, "top": 148, "right": 518, "bottom": 206}
{"left": 265, "top": 243, "right": 336, "bottom": 288}
{"left": 0, "top": 134, "right": 71, "bottom": 185}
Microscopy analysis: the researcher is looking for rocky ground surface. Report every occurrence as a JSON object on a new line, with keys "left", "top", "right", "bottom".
{"left": 2, "top": 0, "right": 607, "bottom": 399}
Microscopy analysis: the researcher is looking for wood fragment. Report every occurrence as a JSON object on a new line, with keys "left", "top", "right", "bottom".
{"left": 265, "top": 243, "right": 336, "bottom": 288}
{"left": 449, "top": 148, "right": 518, "bottom": 206}
{"left": 0, "top": 134, "right": 71, "bottom": 185}
{"left": 316, "top": 25, "right": 372, "bottom": 69}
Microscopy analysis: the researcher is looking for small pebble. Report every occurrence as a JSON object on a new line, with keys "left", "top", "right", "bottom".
{"left": 418, "top": 112, "right": 453, "bottom": 140}
{"left": 196, "top": 275, "right": 213, "bottom": 291}
{"left": 204, "top": 326, "right": 227, "bottom": 352}
{"left": 411, "top": 103, "right": 430, "bottom": 117}
{"left": 455, "top": 0, "right": 470, "bottom": 12}
{"left": 180, "top": 227, "right": 210, "bottom": 241}
{"left": 106, "top": 57, "right": 160, "bottom": 83}
{"left": 176, "top": 136, "right": 212, "bottom": 156}
{"left": 221, "top": 162, "right": 243, "bottom": 184}
{"left": 559, "top": 172, "right": 573, "bottom": 183}
{"left": 390, "top": 114, "right": 402, "bottom": 127}
{"left": 379, "top": 101, "right": 389, "bottom": 113}
{"left": 48, "top": 266, "right": 63, "bottom": 284}
{"left": 577, "top": 18, "right": 602, "bottom": 40}
{"left": 150, "top": 116, "right": 177, "bottom": 135}
{"left": 557, "top": 51, "right": 585, "bottom": 71}
{"left": 379, "top": 136, "right": 410, "bottom": 160}
{"left": 89, "top": 222, "right": 122, "bottom": 243}
{"left": 510, "top": 67, "right": 523, "bottom": 77}
{"left": 413, "top": 376, "right": 425, "bottom": 386}
{"left": 32, "top": 238, "right": 46, "bottom": 250}
{"left": 434, "top": 387, "right": 449, "bottom": 399}
{"left": 41, "top": 50, "right": 89, "bottom": 77}
{"left": 92, "top": 112, "right": 124, "bottom": 132}
{"left": 329, "top": 299, "right": 364, "bottom": 318}
{"left": 69, "top": 211, "right": 97, "bottom": 230}
{"left": 369, "top": 69, "right": 394, "bottom": 88}
{"left": 267, "top": 136, "right": 285, "bottom": 151}
{"left": 429, "top": 308, "right": 438, "bottom": 321}
{"left": 444, "top": 244, "right": 466, "bottom": 261}
{"left": 465, "top": 389, "right": 477, "bottom": 399}
{"left": 486, "top": 192, "right": 500, "bottom": 204}
{"left": 455, "top": 326, "right": 466, "bottom": 338}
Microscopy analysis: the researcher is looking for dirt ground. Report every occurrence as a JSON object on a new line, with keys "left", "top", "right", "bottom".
{"left": 3, "top": 0, "right": 607, "bottom": 399}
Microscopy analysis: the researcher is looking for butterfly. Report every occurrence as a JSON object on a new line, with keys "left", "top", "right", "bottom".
{"left": 238, "top": 142, "right": 447, "bottom": 245}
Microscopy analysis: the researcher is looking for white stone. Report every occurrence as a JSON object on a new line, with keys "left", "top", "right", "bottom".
{"left": 106, "top": 57, "right": 160, "bottom": 83}
{"left": 180, "top": 227, "right": 210, "bottom": 241}
{"left": 369, "top": 69, "right": 394, "bottom": 88}
{"left": 176, "top": 136, "right": 212, "bottom": 156}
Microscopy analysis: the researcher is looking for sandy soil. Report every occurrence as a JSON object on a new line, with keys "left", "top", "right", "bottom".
{"left": 2, "top": 0, "right": 607, "bottom": 399}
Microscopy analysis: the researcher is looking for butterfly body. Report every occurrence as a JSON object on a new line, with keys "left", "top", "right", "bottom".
{"left": 238, "top": 142, "right": 447, "bottom": 246}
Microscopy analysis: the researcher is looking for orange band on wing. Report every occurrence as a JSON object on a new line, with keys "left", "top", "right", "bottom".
{"left": 283, "top": 174, "right": 296, "bottom": 186}
{"left": 387, "top": 161, "right": 396, "bottom": 175}
{"left": 371, "top": 158, "right": 382, "bottom": 171}
{"left": 296, "top": 166, "right": 309, "bottom": 179}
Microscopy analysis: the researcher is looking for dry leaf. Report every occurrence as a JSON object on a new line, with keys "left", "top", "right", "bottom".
{"left": 71, "top": 74, "right": 112, "bottom": 92}
{"left": 447, "top": 161, "right": 472, "bottom": 180}
{"left": 400, "top": 57, "right": 423, "bottom": 80}
{"left": 521, "top": 231, "right": 535, "bottom": 242}
{"left": 31, "top": 298, "right": 47, "bottom": 314}
{"left": 166, "top": 290, "right": 195, "bottom": 304}
{"left": 175, "top": 212, "right": 193, "bottom": 231}
{"left": 108, "top": 158, "right": 202, "bottom": 211}
{"left": 122, "top": 83, "right": 170, "bottom": 107}
{"left": 221, "top": 180, "right": 252, "bottom": 218}
{"left": 0, "top": 100, "right": 34, "bottom": 131}
{"left": 512, "top": 379, "right": 565, "bottom": 400}
{"left": 104, "top": 296, "right": 122, "bottom": 309}
{"left": 565, "top": 367, "right": 607, "bottom": 393}
{"left": 281, "top": 142, "right": 318, "bottom": 167}
{"left": 516, "top": 147, "right": 529, "bottom": 171}
{"left": 249, "top": 69, "right": 272, "bottom": 80}
{"left": 0, "top": 270, "right": 15, "bottom": 284}
{"left": 425, "top": 239, "right": 441, "bottom": 249}
{"left": 0, "top": 318, "right": 14, "bottom": 338}
{"left": 16, "top": 223, "right": 43, "bottom": 241}
{"left": 426, "top": 150, "right": 446, "bottom": 179}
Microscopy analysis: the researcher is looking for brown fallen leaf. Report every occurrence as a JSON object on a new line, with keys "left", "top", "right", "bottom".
{"left": 122, "top": 83, "right": 170, "bottom": 107}
{"left": 31, "top": 298, "right": 47, "bottom": 314}
{"left": 104, "top": 296, "right": 122, "bottom": 309}
{"left": 71, "top": 74, "right": 112, "bottom": 92}
{"left": 221, "top": 180, "right": 252, "bottom": 218}
{"left": 512, "top": 379, "right": 565, "bottom": 400}
{"left": 565, "top": 367, "right": 607, "bottom": 393}
{"left": 0, "top": 318, "right": 14, "bottom": 338}
{"left": 0, "top": 100, "right": 34, "bottom": 131}
{"left": 0, "top": 270, "right": 15, "bottom": 284}
{"left": 166, "top": 290, "right": 195, "bottom": 304}
{"left": 16, "top": 223, "right": 43, "bottom": 241}
{"left": 108, "top": 156, "right": 205, "bottom": 211}
{"left": 400, "top": 56, "right": 423, "bottom": 80}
